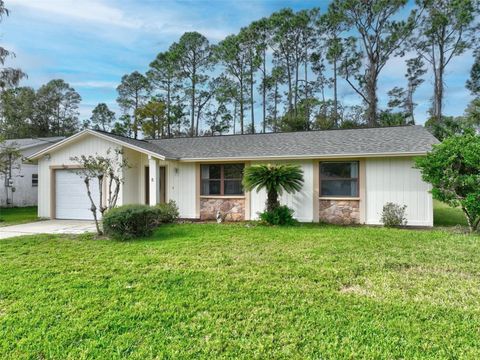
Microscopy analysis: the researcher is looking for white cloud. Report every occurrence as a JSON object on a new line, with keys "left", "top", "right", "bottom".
{"left": 70, "top": 80, "right": 118, "bottom": 89}
{"left": 9, "top": 0, "right": 140, "bottom": 28}
{"left": 9, "top": 0, "right": 236, "bottom": 42}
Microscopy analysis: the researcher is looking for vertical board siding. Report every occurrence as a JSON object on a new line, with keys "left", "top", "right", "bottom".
{"left": 365, "top": 157, "right": 433, "bottom": 226}
{"left": 122, "top": 149, "right": 142, "bottom": 205}
{"left": 250, "top": 160, "right": 314, "bottom": 222}
{"left": 167, "top": 162, "right": 196, "bottom": 219}
{"left": 0, "top": 143, "right": 51, "bottom": 207}
{"left": 37, "top": 135, "right": 120, "bottom": 218}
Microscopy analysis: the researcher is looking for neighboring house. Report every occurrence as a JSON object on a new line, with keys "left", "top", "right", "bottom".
{"left": 28, "top": 126, "right": 438, "bottom": 226}
{"left": 1, "top": 137, "right": 64, "bottom": 207}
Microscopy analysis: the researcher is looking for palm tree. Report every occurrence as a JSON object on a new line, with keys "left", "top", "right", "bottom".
{"left": 243, "top": 164, "right": 304, "bottom": 212}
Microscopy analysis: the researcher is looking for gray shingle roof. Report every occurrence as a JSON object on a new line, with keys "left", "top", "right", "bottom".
{"left": 143, "top": 126, "right": 438, "bottom": 160}
{"left": 93, "top": 131, "right": 178, "bottom": 158}
{"left": 92, "top": 126, "right": 438, "bottom": 160}
{"left": 2, "top": 137, "right": 65, "bottom": 157}
{"left": 3, "top": 136, "right": 64, "bottom": 150}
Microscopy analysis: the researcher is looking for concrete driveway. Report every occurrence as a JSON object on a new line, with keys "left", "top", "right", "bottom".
{"left": 0, "top": 220, "right": 97, "bottom": 239}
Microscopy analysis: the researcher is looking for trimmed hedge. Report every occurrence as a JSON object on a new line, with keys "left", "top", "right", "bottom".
{"left": 103, "top": 205, "right": 160, "bottom": 240}
{"left": 103, "top": 201, "right": 179, "bottom": 240}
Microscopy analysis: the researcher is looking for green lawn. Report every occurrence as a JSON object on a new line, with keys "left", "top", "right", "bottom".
{"left": 433, "top": 200, "right": 468, "bottom": 227}
{"left": 1, "top": 224, "right": 479, "bottom": 359}
{"left": 0, "top": 206, "right": 38, "bottom": 226}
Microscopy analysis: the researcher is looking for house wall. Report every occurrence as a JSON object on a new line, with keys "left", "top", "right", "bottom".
{"left": 122, "top": 149, "right": 142, "bottom": 205}
{"left": 167, "top": 161, "right": 197, "bottom": 219}
{"left": 365, "top": 157, "right": 433, "bottom": 226}
{"left": 125, "top": 155, "right": 196, "bottom": 218}
{"left": 35, "top": 132, "right": 433, "bottom": 226}
{"left": 0, "top": 144, "right": 53, "bottom": 207}
{"left": 37, "top": 134, "right": 121, "bottom": 218}
{"left": 0, "top": 162, "right": 38, "bottom": 207}
{"left": 250, "top": 160, "right": 315, "bottom": 222}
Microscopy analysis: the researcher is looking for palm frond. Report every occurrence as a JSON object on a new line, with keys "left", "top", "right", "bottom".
{"left": 243, "top": 163, "right": 304, "bottom": 195}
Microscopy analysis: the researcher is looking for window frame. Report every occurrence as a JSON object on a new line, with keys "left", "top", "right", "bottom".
{"left": 32, "top": 173, "right": 38, "bottom": 187}
{"left": 200, "top": 163, "right": 245, "bottom": 196}
{"left": 319, "top": 161, "right": 359, "bottom": 198}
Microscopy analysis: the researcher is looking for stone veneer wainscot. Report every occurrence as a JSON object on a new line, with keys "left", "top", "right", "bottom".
{"left": 319, "top": 199, "right": 360, "bottom": 224}
{"left": 200, "top": 198, "right": 245, "bottom": 221}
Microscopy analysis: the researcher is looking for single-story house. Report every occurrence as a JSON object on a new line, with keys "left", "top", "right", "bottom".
{"left": 28, "top": 125, "right": 438, "bottom": 226}
{"left": 1, "top": 137, "right": 64, "bottom": 207}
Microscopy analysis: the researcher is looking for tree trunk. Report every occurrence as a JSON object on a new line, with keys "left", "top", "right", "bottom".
{"left": 407, "top": 84, "right": 415, "bottom": 123}
{"left": 57, "top": 106, "right": 60, "bottom": 136}
{"left": 161, "top": 116, "right": 165, "bottom": 139}
{"left": 262, "top": 49, "right": 266, "bottom": 133}
{"left": 108, "top": 174, "right": 121, "bottom": 210}
{"left": 435, "top": 48, "right": 445, "bottom": 122}
{"left": 167, "top": 81, "right": 171, "bottom": 137}
{"left": 365, "top": 67, "right": 378, "bottom": 127}
{"left": 195, "top": 103, "right": 202, "bottom": 136}
{"left": 333, "top": 58, "right": 338, "bottom": 127}
{"left": 294, "top": 61, "right": 299, "bottom": 114}
{"left": 473, "top": 217, "right": 480, "bottom": 233}
{"left": 462, "top": 207, "right": 474, "bottom": 233}
{"left": 304, "top": 48, "right": 309, "bottom": 131}
{"left": 84, "top": 177, "right": 102, "bottom": 235}
{"left": 266, "top": 188, "right": 279, "bottom": 212}
{"left": 250, "top": 59, "right": 255, "bottom": 134}
{"left": 133, "top": 90, "right": 139, "bottom": 139}
{"left": 191, "top": 77, "right": 196, "bottom": 137}
{"left": 233, "top": 101, "right": 237, "bottom": 134}
{"left": 286, "top": 60, "right": 293, "bottom": 111}
{"left": 274, "top": 81, "right": 278, "bottom": 132}
{"left": 240, "top": 76, "right": 244, "bottom": 134}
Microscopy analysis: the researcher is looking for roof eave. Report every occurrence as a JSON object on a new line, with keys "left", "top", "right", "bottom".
{"left": 177, "top": 151, "right": 429, "bottom": 162}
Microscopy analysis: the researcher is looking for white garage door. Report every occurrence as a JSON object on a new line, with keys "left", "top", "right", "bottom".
{"left": 56, "top": 170, "right": 101, "bottom": 220}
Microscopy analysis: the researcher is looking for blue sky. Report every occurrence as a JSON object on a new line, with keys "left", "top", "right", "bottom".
{"left": 2, "top": 0, "right": 476, "bottom": 125}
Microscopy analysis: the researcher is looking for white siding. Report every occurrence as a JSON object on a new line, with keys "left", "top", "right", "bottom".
{"left": 131, "top": 154, "right": 173, "bottom": 208}
{"left": 167, "top": 161, "right": 196, "bottom": 218}
{"left": 250, "top": 160, "right": 314, "bottom": 222}
{"left": 122, "top": 149, "right": 142, "bottom": 205}
{"left": 37, "top": 134, "right": 121, "bottom": 218}
{"left": 0, "top": 144, "right": 51, "bottom": 207}
{"left": 0, "top": 162, "right": 38, "bottom": 207}
{"left": 365, "top": 157, "right": 433, "bottom": 226}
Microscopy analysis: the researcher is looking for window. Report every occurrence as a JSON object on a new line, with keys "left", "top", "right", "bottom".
{"left": 32, "top": 174, "right": 38, "bottom": 187}
{"left": 320, "top": 162, "right": 358, "bottom": 197}
{"left": 201, "top": 164, "right": 244, "bottom": 196}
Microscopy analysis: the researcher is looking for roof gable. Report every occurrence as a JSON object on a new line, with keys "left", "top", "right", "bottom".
{"left": 28, "top": 130, "right": 170, "bottom": 160}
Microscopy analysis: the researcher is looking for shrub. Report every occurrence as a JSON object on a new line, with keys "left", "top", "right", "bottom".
{"left": 155, "top": 200, "right": 179, "bottom": 223}
{"left": 259, "top": 205, "right": 297, "bottom": 226}
{"left": 103, "top": 205, "right": 160, "bottom": 240}
{"left": 415, "top": 131, "right": 480, "bottom": 232}
{"left": 380, "top": 202, "right": 408, "bottom": 227}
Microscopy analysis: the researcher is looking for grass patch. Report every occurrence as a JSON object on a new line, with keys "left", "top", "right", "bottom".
{"left": 0, "top": 224, "right": 479, "bottom": 359}
{"left": 0, "top": 206, "right": 38, "bottom": 226}
{"left": 433, "top": 200, "right": 468, "bottom": 227}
